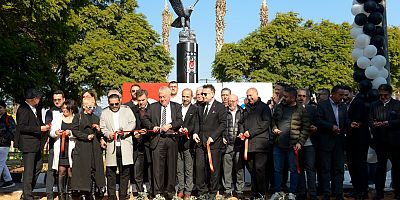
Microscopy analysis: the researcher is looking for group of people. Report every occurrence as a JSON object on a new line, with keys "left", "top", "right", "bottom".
{"left": 1, "top": 81, "right": 399, "bottom": 200}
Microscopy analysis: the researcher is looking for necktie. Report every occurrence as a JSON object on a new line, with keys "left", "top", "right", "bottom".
{"left": 203, "top": 104, "right": 209, "bottom": 120}
{"left": 161, "top": 106, "right": 167, "bottom": 126}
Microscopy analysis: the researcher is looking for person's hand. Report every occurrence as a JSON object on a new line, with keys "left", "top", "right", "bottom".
{"left": 223, "top": 138, "right": 228, "bottom": 144}
{"left": 244, "top": 131, "right": 250, "bottom": 138}
{"left": 351, "top": 122, "right": 360, "bottom": 129}
{"left": 193, "top": 134, "right": 200, "bottom": 143}
{"left": 207, "top": 137, "right": 214, "bottom": 144}
{"left": 273, "top": 129, "right": 281, "bottom": 135}
{"left": 139, "top": 129, "right": 147, "bottom": 135}
{"left": 88, "top": 134, "right": 94, "bottom": 141}
{"left": 153, "top": 126, "right": 160, "bottom": 133}
{"left": 309, "top": 125, "right": 317, "bottom": 134}
{"left": 56, "top": 130, "right": 63, "bottom": 136}
{"left": 382, "top": 121, "right": 389, "bottom": 126}
{"left": 65, "top": 130, "right": 71, "bottom": 136}
{"left": 134, "top": 131, "right": 142, "bottom": 139}
{"left": 41, "top": 125, "right": 50, "bottom": 132}
{"left": 294, "top": 143, "right": 302, "bottom": 151}
{"left": 108, "top": 133, "right": 114, "bottom": 140}
{"left": 332, "top": 125, "right": 340, "bottom": 134}
{"left": 161, "top": 124, "right": 172, "bottom": 132}
{"left": 100, "top": 138, "right": 107, "bottom": 149}
{"left": 92, "top": 124, "right": 100, "bottom": 132}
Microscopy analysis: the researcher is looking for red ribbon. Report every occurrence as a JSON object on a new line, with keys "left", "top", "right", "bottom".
{"left": 240, "top": 134, "right": 249, "bottom": 161}
{"left": 295, "top": 149, "right": 301, "bottom": 174}
{"left": 61, "top": 131, "right": 66, "bottom": 154}
{"left": 207, "top": 140, "right": 214, "bottom": 173}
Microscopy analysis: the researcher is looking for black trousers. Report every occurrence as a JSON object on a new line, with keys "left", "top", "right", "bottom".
{"left": 374, "top": 143, "right": 400, "bottom": 196}
{"left": 46, "top": 148, "right": 56, "bottom": 198}
{"left": 319, "top": 145, "right": 344, "bottom": 200}
{"left": 23, "top": 151, "right": 43, "bottom": 200}
{"left": 346, "top": 142, "right": 369, "bottom": 194}
{"left": 131, "top": 147, "right": 145, "bottom": 193}
{"left": 152, "top": 137, "right": 178, "bottom": 195}
{"left": 195, "top": 145, "right": 222, "bottom": 195}
{"left": 106, "top": 147, "right": 130, "bottom": 199}
{"left": 247, "top": 152, "right": 268, "bottom": 195}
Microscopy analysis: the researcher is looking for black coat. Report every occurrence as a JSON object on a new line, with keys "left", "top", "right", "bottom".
{"left": 347, "top": 94, "right": 371, "bottom": 146}
{"left": 198, "top": 100, "right": 227, "bottom": 149}
{"left": 315, "top": 99, "right": 349, "bottom": 151}
{"left": 305, "top": 104, "right": 318, "bottom": 147}
{"left": 15, "top": 101, "right": 44, "bottom": 152}
{"left": 71, "top": 113, "right": 106, "bottom": 191}
{"left": 142, "top": 101, "right": 183, "bottom": 149}
{"left": 240, "top": 98, "right": 272, "bottom": 152}
{"left": 368, "top": 98, "right": 400, "bottom": 146}
{"left": 179, "top": 104, "right": 199, "bottom": 150}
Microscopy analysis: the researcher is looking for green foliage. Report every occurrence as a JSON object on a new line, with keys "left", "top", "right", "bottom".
{"left": 213, "top": 12, "right": 400, "bottom": 91}
{"left": 66, "top": 0, "right": 173, "bottom": 96}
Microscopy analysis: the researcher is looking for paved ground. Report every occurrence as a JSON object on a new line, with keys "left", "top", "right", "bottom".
{"left": 0, "top": 170, "right": 396, "bottom": 199}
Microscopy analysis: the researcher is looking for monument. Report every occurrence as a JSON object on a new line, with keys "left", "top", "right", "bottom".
{"left": 169, "top": 0, "right": 199, "bottom": 83}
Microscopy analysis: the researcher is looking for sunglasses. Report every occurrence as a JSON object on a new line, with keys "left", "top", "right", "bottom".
{"left": 131, "top": 89, "right": 139, "bottom": 93}
{"left": 86, "top": 106, "right": 96, "bottom": 110}
{"left": 109, "top": 103, "right": 120, "bottom": 106}
{"left": 201, "top": 93, "right": 208, "bottom": 96}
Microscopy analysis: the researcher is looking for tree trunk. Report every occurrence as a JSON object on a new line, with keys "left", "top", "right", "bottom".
{"left": 215, "top": 0, "right": 226, "bottom": 53}
{"left": 162, "top": 0, "right": 171, "bottom": 53}
{"left": 260, "top": 0, "right": 269, "bottom": 27}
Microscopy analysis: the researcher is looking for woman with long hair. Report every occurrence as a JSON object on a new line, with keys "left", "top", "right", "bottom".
{"left": 50, "top": 99, "right": 79, "bottom": 200}
{"left": 72, "top": 96, "right": 106, "bottom": 200}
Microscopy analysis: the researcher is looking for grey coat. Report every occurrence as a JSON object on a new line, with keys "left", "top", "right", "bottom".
{"left": 100, "top": 105, "right": 136, "bottom": 166}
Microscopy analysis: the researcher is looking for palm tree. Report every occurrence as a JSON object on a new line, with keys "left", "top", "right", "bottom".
{"left": 215, "top": 0, "right": 226, "bottom": 53}
{"left": 260, "top": 0, "right": 269, "bottom": 27}
{"left": 162, "top": 0, "right": 171, "bottom": 53}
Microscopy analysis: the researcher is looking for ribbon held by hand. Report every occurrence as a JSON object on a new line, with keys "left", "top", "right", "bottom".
{"left": 295, "top": 149, "right": 301, "bottom": 174}
{"left": 239, "top": 134, "right": 249, "bottom": 161}
{"left": 61, "top": 131, "right": 66, "bottom": 154}
{"left": 206, "top": 140, "right": 214, "bottom": 173}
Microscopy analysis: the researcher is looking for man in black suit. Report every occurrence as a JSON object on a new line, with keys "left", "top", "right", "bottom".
{"left": 16, "top": 89, "right": 50, "bottom": 200}
{"left": 142, "top": 86, "right": 183, "bottom": 199}
{"left": 193, "top": 84, "right": 227, "bottom": 200}
{"left": 315, "top": 85, "right": 353, "bottom": 200}
{"left": 369, "top": 84, "right": 400, "bottom": 200}
{"left": 241, "top": 88, "right": 272, "bottom": 199}
{"left": 176, "top": 88, "right": 199, "bottom": 199}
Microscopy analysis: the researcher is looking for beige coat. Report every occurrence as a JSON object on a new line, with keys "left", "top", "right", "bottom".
{"left": 100, "top": 105, "right": 136, "bottom": 166}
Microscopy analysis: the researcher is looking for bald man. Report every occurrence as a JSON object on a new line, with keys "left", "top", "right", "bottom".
{"left": 240, "top": 88, "right": 272, "bottom": 199}
{"left": 222, "top": 94, "right": 245, "bottom": 199}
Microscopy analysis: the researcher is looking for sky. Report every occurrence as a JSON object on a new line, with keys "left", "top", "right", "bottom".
{"left": 136, "top": 0, "right": 400, "bottom": 82}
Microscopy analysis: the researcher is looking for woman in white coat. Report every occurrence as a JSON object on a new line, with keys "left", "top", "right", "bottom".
{"left": 50, "top": 99, "right": 79, "bottom": 200}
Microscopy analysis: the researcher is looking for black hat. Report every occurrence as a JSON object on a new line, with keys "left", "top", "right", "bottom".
{"left": 25, "top": 88, "right": 43, "bottom": 99}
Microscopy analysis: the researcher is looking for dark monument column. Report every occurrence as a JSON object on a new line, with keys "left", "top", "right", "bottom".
{"left": 177, "top": 30, "right": 198, "bottom": 83}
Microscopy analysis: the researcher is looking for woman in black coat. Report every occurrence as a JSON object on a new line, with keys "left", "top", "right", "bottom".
{"left": 72, "top": 97, "right": 106, "bottom": 199}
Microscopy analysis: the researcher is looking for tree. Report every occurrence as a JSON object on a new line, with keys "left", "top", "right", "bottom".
{"left": 66, "top": 0, "right": 173, "bottom": 96}
{"left": 213, "top": 12, "right": 400, "bottom": 90}
{"left": 215, "top": 0, "right": 226, "bottom": 53}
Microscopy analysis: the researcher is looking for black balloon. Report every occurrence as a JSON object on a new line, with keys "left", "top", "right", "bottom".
{"left": 356, "top": 0, "right": 367, "bottom": 3}
{"left": 373, "top": 0, "right": 383, "bottom": 3}
{"left": 367, "top": 89, "right": 380, "bottom": 102}
{"left": 370, "top": 35, "right": 384, "bottom": 48}
{"left": 368, "top": 12, "right": 383, "bottom": 25}
{"left": 377, "top": 47, "right": 385, "bottom": 56}
{"left": 359, "top": 80, "right": 372, "bottom": 94}
{"left": 364, "top": 0, "right": 378, "bottom": 13}
{"left": 354, "top": 13, "right": 368, "bottom": 26}
{"left": 353, "top": 68, "right": 367, "bottom": 82}
{"left": 375, "top": 26, "right": 384, "bottom": 36}
{"left": 376, "top": 4, "right": 384, "bottom": 13}
{"left": 363, "top": 22, "right": 376, "bottom": 36}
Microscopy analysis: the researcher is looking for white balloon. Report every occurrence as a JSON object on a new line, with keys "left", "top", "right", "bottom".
{"left": 371, "top": 55, "right": 387, "bottom": 69}
{"left": 352, "top": 22, "right": 362, "bottom": 28}
{"left": 378, "top": 68, "right": 389, "bottom": 78}
{"left": 352, "top": 48, "right": 364, "bottom": 61}
{"left": 351, "top": 27, "right": 364, "bottom": 39}
{"left": 352, "top": 0, "right": 358, "bottom": 5}
{"left": 357, "top": 56, "right": 371, "bottom": 69}
{"left": 351, "top": 4, "right": 365, "bottom": 16}
{"left": 364, "top": 45, "right": 378, "bottom": 58}
{"left": 355, "top": 34, "right": 371, "bottom": 48}
{"left": 365, "top": 66, "right": 380, "bottom": 79}
{"left": 372, "top": 77, "right": 387, "bottom": 89}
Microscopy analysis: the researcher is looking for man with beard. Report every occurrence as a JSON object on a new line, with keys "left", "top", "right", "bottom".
{"left": 169, "top": 81, "right": 181, "bottom": 104}
{"left": 241, "top": 88, "right": 272, "bottom": 199}
{"left": 100, "top": 94, "right": 136, "bottom": 200}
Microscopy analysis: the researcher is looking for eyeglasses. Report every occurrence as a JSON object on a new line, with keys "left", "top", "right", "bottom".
{"left": 109, "top": 103, "right": 120, "bottom": 106}
{"left": 53, "top": 99, "right": 62, "bottom": 102}
{"left": 131, "top": 90, "right": 139, "bottom": 93}
{"left": 87, "top": 106, "right": 96, "bottom": 110}
{"left": 201, "top": 93, "right": 208, "bottom": 96}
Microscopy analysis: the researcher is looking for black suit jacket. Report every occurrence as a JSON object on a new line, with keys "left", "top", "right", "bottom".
{"left": 198, "top": 100, "right": 227, "bottom": 149}
{"left": 180, "top": 104, "right": 199, "bottom": 150}
{"left": 142, "top": 101, "right": 183, "bottom": 149}
{"left": 315, "top": 99, "right": 349, "bottom": 151}
{"left": 347, "top": 93, "right": 370, "bottom": 146}
{"left": 15, "top": 101, "right": 44, "bottom": 152}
